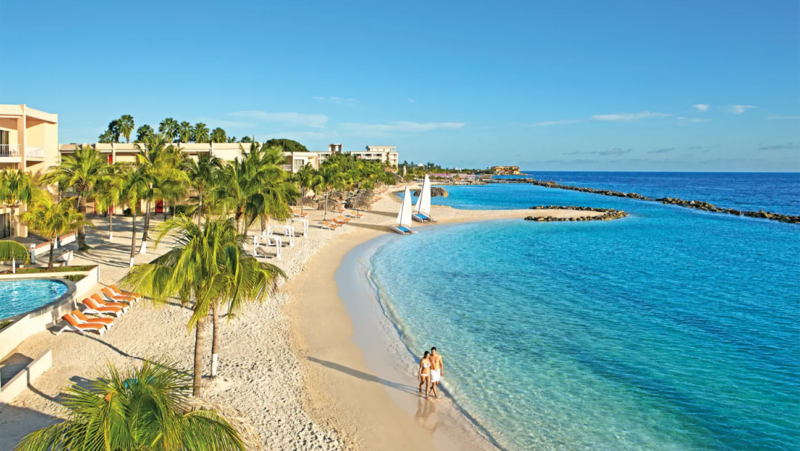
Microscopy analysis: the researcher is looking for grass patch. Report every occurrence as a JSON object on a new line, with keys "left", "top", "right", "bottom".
{"left": 63, "top": 274, "right": 86, "bottom": 282}
{"left": 0, "top": 320, "right": 12, "bottom": 331}
{"left": 0, "top": 265, "right": 96, "bottom": 275}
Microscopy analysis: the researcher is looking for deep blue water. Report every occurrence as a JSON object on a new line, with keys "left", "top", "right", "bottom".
{"left": 372, "top": 174, "right": 800, "bottom": 450}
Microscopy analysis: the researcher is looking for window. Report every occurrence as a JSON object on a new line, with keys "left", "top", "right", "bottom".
{"left": 0, "top": 213, "right": 10, "bottom": 238}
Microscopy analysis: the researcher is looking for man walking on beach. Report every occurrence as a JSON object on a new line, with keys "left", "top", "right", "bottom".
{"left": 430, "top": 347, "right": 444, "bottom": 398}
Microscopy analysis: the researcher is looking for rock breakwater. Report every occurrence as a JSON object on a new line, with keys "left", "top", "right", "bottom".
{"left": 525, "top": 205, "right": 628, "bottom": 222}
{"left": 504, "top": 177, "right": 800, "bottom": 225}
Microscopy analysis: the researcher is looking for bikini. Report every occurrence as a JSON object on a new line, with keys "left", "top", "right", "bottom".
{"left": 421, "top": 361, "right": 431, "bottom": 377}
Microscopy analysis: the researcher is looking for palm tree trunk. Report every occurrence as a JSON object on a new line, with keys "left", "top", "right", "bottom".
{"left": 141, "top": 199, "right": 150, "bottom": 254}
{"left": 108, "top": 206, "right": 114, "bottom": 240}
{"left": 193, "top": 316, "right": 206, "bottom": 396}
{"left": 129, "top": 211, "right": 137, "bottom": 267}
{"left": 211, "top": 304, "right": 220, "bottom": 377}
{"left": 77, "top": 196, "right": 89, "bottom": 250}
{"left": 324, "top": 190, "right": 330, "bottom": 221}
{"left": 197, "top": 194, "right": 203, "bottom": 226}
{"left": 47, "top": 238, "right": 55, "bottom": 270}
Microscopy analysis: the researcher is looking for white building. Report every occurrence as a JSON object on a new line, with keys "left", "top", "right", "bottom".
{"left": 351, "top": 146, "right": 398, "bottom": 167}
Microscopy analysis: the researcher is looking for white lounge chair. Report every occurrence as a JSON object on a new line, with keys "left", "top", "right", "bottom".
{"left": 56, "top": 313, "right": 106, "bottom": 336}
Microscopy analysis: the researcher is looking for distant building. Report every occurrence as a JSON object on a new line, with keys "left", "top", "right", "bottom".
{"left": 350, "top": 146, "right": 399, "bottom": 167}
{"left": 328, "top": 143, "right": 342, "bottom": 153}
{"left": 491, "top": 165, "right": 520, "bottom": 175}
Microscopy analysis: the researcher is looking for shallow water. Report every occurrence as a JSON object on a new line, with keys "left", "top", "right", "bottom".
{"left": 372, "top": 176, "right": 800, "bottom": 450}
{"left": 0, "top": 279, "right": 68, "bottom": 319}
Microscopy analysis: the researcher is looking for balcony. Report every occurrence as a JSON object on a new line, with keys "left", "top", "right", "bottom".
{"left": 0, "top": 144, "right": 20, "bottom": 157}
{"left": 26, "top": 146, "right": 45, "bottom": 160}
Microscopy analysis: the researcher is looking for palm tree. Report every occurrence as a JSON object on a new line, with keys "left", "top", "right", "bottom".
{"left": 194, "top": 123, "right": 210, "bottom": 143}
{"left": 0, "top": 240, "right": 29, "bottom": 273}
{"left": 118, "top": 166, "right": 148, "bottom": 267}
{"left": 184, "top": 154, "right": 222, "bottom": 225}
{"left": 134, "top": 134, "right": 188, "bottom": 252}
{"left": 117, "top": 114, "right": 135, "bottom": 143}
{"left": 98, "top": 130, "right": 115, "bottom": 143}
{"left": 107, "top": 120, "right": 121, "bottom": 142}
{"left": 135, "top": 124, "right": 154, "bottom": 142}
{"left": 294, "top": 163, "right": 321, "bottom": 214}
{"left": 178, "top": 121, "right": 194, "bottom": 143}
{"left": 159, "top": 117, "right": 179, "bottom": 142}
{"left": 316, "top": 163, "right": 345, "bottom": 221}
{"left": 240, "top": 136, "right": 252, "bottom": 143}
{"left": 122, "top": 217, "right": 285, "bottom": 393}
{"left": 0, "top": 170, "right": 41, "bottom": 238}
{"left": 21, "top": 195, "right": 90, "bottom": 270}
{"left": 210, "top": 127, "right": 227, "bottom": 143}
{"left": 40, "top": 145, "right": 108, "bottom": 251}
{"left": 94, "top": 164, "right": 123, "bottom": 240}
{"left": 15, "top": 360, "right": 247, "bottom": 451}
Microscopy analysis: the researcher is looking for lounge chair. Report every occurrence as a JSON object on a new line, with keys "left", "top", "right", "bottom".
{"left": 348, "top": 211, "right": 365, "bottom": 218}
{"left": 109, "top": 284, "right": 142, "bottom": 301}
{"left": 72, "top": 309, "right": 115, "bottom": 328}
{"left": 57, "top": 313, "right": 105, "bottom": 336}
{"left": 334, "top": 216, "right": 351, "bottom": 224}
{"left": 291, "top": 207, "right": 309, "bottom": 218}
{"left": 82, "top": 298, "right": 124, "bottom": 317}
{"left": 101, "top": 287, "right": 136, "bottom": 305}
{"left": 321, "top": 221, "right": 341, "bottom": 231}
{"left": 93, "top": 293, "right": 131, "bottom": 311}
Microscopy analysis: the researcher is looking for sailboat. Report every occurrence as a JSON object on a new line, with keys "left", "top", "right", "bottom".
{"left": 390, "top": 185, "right": 417, "bottom": 235}
{"left": 413, "top": 174, "right": 436, "bottom": 222}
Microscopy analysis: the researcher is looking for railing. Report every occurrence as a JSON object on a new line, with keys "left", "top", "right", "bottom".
{"left": 0, "top": 144, "right": 20, "bottom": 157}
{"left": 25, "top": 146, "right": 45, "bottom": 159}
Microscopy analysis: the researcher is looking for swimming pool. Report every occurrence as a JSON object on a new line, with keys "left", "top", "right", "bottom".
{"left": 0, "top": 279, "right": 69, "bottom": 320}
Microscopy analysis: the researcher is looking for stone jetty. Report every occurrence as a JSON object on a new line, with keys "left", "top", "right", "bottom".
{"left": 498, "top": 177, "right": 800, "bottom": 225}
{"left": 525, "top": 205, "right": 628, "bottom": 222}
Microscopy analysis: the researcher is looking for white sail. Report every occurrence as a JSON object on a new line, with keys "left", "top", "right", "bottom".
{"left": 397, "top": 185, "right": 413, "bottom": 227}
{"left": 416, "top": 174, "right": 432, "bottom": 215}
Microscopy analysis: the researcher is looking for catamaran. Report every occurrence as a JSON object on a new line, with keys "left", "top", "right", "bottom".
{"left": 390, "top": 185, "right": 417, "bottom": 235}
{"left": 413, "top": 174, "right": 436, "bottom": 222}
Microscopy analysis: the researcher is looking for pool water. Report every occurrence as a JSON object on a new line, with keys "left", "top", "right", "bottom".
{"left": 0, "top": 279, "right": 69, "bottom": 320}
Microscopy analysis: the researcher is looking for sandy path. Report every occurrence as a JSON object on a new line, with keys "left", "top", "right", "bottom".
{"left": 0, "top": 189, "right": 600, "bottom": 451}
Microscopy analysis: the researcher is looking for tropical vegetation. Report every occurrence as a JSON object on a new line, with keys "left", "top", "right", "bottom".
{"left": 15, "top": 360, "right": 249, "bottom": 451}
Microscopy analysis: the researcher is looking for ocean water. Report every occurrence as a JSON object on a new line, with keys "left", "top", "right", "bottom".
{"left": 371, "top": 174, "right": 800, "bottom": 450}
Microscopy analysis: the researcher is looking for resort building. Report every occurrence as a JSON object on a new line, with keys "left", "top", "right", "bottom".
{"left": 352, "top": 146, "right": 399, "bottom": 167}
{"left": 0, "top": 104, "right": 59, "bottom": 238}
{"left": 491, "top": 165, "right": 521, "bottom": 175}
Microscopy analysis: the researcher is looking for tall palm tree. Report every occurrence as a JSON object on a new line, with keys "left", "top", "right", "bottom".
{"left": 316, "top": 163, "right": 344, "bottom": 221}
{"left": 295, "top": 163, "right": 322, "bottom": 214}
{"left": 40, "top": 145, "right": 108, "bottom": 251}
{"left": 184, "top": 154, "right": 222, "bottom": 225}
{"left": 210, "top": 127, "right": 227, "bottom": 143}
{"left": 0, "top": 169, "right": 41, "bottom": 238}
{"left": 135, "top": 124, "right": 154, "bottom": 142}
{"left": 159, "top": 117, "right": 179, "bottom": 142}
{"left": 118, "top": 166, "right": 148, "bottom": 267}
{"left": 15, "top": 360, "right": 247, "bottom": 451}
{"left": 0, "top": 239, "right": 29, "bottom": 273}
{"left": 94, "top": 164, "right": 123, "bottom": 240}
{"left": 122, "top": 217, "right": 285, "bottom": 393}
{"left": 21, "top": 195, "right": 90, "bottom": 270}
{"left": 193, "top": 123, "right": 210, "bottom": 143}
{"left": 240, "top": 136, "right": 252, "bottom": 143}
{"left": 98, "top": 130, "right": 115, "bottom": 143}
{"left": 178, "top": 121, "right": 194, "bottom": 143}
{"left": 117, "top": 114, "right": 135, "bottom": 143}
{"left": 134, "top": 134, "right": 188, "bottom": 252}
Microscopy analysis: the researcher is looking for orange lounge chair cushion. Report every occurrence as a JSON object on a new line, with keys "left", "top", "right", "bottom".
{"left": 82, "top": 298, "right": 123, "bottom": 313}
{"left": 110, "top": 284, "right": 142, "bottom": 298}
{"left": 63, "top": 314, "right": 104, "bottom": 330}
{"left": 101, "top": 288, "right": 134, "bottom": 302}
{"left": 93, "top": 294, "right": 128, "bottom": 309}
{"left": 72, "top": 310, "right": 114, "bottom": 326}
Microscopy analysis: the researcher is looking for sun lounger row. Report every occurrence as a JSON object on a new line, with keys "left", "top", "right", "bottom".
{"left": 57, "top": 285, "right": 143, "bottom": 336}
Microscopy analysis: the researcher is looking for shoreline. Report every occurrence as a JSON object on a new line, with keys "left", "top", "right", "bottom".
{"left": 285, "top": 190, "right": 604, "bottom": 451}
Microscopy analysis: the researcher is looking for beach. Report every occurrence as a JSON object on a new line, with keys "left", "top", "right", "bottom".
{"left": 0, "top": 190, "right": 601, "bottom": 451}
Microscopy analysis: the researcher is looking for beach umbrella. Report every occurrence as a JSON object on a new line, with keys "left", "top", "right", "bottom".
{"left": 330, "top": 190, "right": 347, "bottom": 201}
{"left": 316, "top": 198, "right": 339, "bottom": 211}
{"left": 297, "top": 197, "right": 318, "bottom": 209}
{"left": 346, "top": 197, "right": 372, "bottom": 211}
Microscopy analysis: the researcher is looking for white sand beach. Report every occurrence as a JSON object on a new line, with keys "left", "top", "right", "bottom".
{"left": 0, "top": 190, "right": 601, "bottom": 451}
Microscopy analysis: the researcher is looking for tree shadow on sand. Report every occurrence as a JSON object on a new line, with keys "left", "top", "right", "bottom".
{"left": 307, "top": 356, "right": 420, "bottom": 396}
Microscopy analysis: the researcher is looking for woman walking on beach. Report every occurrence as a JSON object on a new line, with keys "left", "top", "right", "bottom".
{"left": 418, "top": 351, "right": 432, "bottom": 399}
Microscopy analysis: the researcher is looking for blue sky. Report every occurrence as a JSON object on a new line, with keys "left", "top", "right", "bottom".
{"left": 2, "top": 0, "right": 799, "bottom": 171}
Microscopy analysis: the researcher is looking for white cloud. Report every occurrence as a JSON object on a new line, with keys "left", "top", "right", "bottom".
{"left": 229, "top": 111, "right": 329, "bottom": 128}
{"left": 692, "top": 104, "right": 710, "bottom": 112}
{"left": 340, "top": 121, "right": 465, "bottom": 137}
{"left": 723, "top": 105, "right": 755, "bottom": 114}
{"left": 767, "top": 115, "right": 800, "bottom": 120}
{"left": 313, "top": 96, "right": 358, "bottom": 106}
{"left": 196, "top": 118, "right": 257, "bottom": 129}
{"left": 408, "top": 99, "right": 417, "bottom": 103}
{"left": 676, "top": 117, "right": 711, "bottom": 125}
{"left": 533, "top": 119, "right": 583, "bottom": 127}
{"left": 591, "top": 111, "right": 672, "bottom": 122}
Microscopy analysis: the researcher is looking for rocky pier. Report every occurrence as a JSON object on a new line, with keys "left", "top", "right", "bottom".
{"left": 524, "top": 205, "right": 629, "bottom": 222}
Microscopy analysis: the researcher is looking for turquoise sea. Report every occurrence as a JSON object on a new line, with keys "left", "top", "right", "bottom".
{"left": 369, "top": 173, "right": 800, "bottom": 450}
